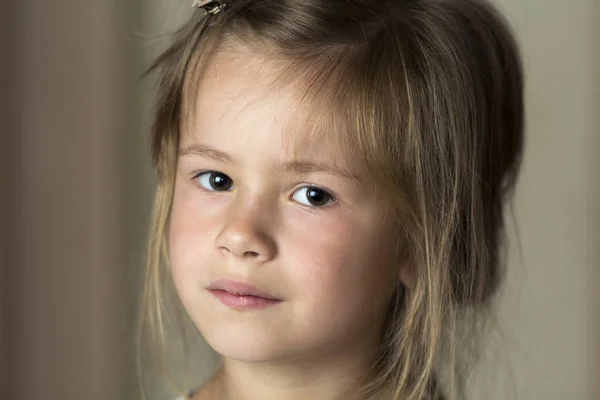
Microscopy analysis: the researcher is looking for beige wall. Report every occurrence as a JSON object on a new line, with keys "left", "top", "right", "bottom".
{"left": 1, "top": 1, "right": 597, "bottom": 399}
{"left": 472, "top": 0, "right": 600, "bottom": 398}
{"left": 1, "top": 1, "right": 144, "bottom": 399}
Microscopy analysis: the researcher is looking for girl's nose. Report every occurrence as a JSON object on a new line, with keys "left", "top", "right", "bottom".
{"left": 214, "top": 203, "right": 277, "bottom": 264}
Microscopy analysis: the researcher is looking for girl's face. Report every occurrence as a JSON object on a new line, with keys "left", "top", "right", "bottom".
{"left": 170, "top": 49, "right": 401, "bottom": 365}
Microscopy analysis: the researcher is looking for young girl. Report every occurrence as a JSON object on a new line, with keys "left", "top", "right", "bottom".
{"left": 139, "top": 0, "right": 524, "bottom": 399}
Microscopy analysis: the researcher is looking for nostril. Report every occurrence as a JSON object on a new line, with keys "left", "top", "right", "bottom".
{"left": 218, "top": 246, "right": 231, "bottom": 254}
{"left": 244, "top": 251, "right": 259, "bottom": 258}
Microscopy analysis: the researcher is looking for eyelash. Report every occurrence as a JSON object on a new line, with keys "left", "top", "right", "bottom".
{"left": 191, "top": 170, "right": 337, "bottom": 210}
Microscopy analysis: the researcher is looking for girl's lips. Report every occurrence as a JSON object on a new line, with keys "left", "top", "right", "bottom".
{"left": 206, "top": 279, "right": 283, "bottom": 310}
{"left": 206, "top": 279, "right": 281, "bottom": 300}
{"left": 208, "top": 289, "right": 282, "bottom": 310}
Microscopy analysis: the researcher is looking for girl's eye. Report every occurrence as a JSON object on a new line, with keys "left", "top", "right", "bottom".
{"left": 291, "top": 186, "right": 335, "bottom": 208}
{"left": 194, "top": 171, "right": 234, "bottom": 191}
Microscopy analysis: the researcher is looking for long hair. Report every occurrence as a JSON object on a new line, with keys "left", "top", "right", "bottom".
{"left": 138, "top": 1, "right": 524, "bottom": 399}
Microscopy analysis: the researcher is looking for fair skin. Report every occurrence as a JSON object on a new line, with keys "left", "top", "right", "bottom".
{"left": 169, "top": 44, "right": 403, "bottom": 400}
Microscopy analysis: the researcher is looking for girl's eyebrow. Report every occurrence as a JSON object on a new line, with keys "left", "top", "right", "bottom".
{"left": 179, "top": 143, "right": 364, "bottom": 184}
{"left": 180, "top": 143, "right": 234, "bottom": 164}
{"left": 282, "top": 160, "right": 364, "bottom": 184}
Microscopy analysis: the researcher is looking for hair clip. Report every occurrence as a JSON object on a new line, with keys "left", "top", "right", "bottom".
{"left": 192, "top": 0, "right": 227, "bottom": 16}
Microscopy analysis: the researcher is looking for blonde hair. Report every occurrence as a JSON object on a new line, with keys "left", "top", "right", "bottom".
{"left": 138, "top": 1, "right": 524, "bottom": 399}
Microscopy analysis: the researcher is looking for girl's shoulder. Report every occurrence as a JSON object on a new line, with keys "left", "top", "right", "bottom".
{"left": 174, "top": 393, "right": 195, "bottom": 400}
{"left": 174, "top": 386, "right": 205, "bottom": 400}
{"left": 174, "top": 371, "right": 220, "bottom": 399}
{"left": 174, "top": 389, "right": 197, "bottom": 400}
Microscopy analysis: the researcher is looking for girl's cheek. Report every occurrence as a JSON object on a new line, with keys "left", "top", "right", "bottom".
{"left": 282, "top": 207, "right": 361, "bottom": 282}
{"left": 169, "top": 191, "right": 217, "bottom": 272}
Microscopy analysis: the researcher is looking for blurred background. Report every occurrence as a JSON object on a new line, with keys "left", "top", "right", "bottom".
{"left": 0, "top": 0, "right": 598, "bottom": 399}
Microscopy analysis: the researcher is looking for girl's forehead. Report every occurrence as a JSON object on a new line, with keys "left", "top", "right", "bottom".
{"left": 185, "top": 46, "right": 294, "bottom": 129}
{"left": 181, "top": 47, "right": 359, "bottom": 169}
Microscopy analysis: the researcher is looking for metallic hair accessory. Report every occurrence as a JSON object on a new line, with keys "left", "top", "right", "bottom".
{"left": 192, "top": 0, "right": 227, "bottom": 16}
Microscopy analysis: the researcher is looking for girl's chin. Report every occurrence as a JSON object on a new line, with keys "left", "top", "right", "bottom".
{"left": 199, "top": 326, "right": 286, "bottom": 362}
{"left": 208, "top": 341, "right": 287, "bottom": 363}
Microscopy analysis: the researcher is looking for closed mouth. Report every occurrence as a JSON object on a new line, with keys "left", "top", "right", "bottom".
{"left": 206, "top": 279, "right": 281, "bottom": 301}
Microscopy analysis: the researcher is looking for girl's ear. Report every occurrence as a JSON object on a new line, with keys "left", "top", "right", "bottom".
{"left": 394, "top": 232, "right": 414, "bottom": 288}
{"left": 399, "top": 265, "right": 414, "bottom": 289}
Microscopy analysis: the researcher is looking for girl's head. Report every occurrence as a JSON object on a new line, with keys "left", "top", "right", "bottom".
{"left": 141, "top": 1, "right": 524, "bottom": 399}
